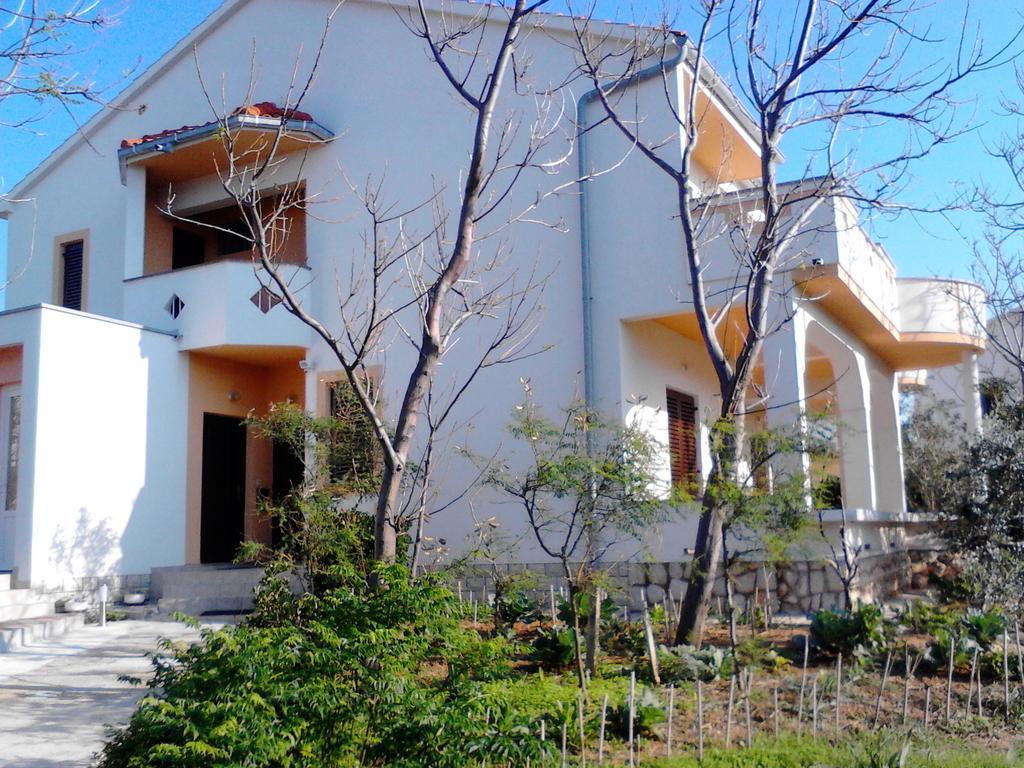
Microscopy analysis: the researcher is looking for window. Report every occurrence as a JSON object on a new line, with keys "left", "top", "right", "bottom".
{"left": 60, "top": 240, "right": 84, "bottom": 310}
{"left": 666, "top": 389, "right": 698, "bottom": 486}
{"left": 325, "top": 379, "right": 381, "bottom": 495}
{"left": 172, "top": 227, "right": 205, "bottom": 270}
{"left": 4, "top": 392, "right": 20, "bottom": 511}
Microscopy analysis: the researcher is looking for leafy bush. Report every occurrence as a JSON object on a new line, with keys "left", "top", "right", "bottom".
{"left": 606, "top": 687, "right": 666, "bottom": 740}
{"left": 530, "top": 627, "right": 578, "bottom": 668}
{"left": 98, "top": 565, "right": 553, "bottom": 768}
{"left": 961, "top": 610, "right": 1008, "bottom": 649}
{"left": 810, "top": 604, "right": 889, "bottom": 655}
{"left": 897, "top": 600, "right": 957, "bottom": 637}
{"left": 659, "top": 644, "right": 734, "bottom": 682}
{"left": 494, "top": 589, "right": 540, "bottom": 626}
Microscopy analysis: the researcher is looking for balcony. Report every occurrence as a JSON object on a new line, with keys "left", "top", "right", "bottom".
{"left": 123, "top": 259, "right": 312, "bottom": 353}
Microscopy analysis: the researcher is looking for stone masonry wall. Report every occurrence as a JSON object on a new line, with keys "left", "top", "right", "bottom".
{"left": 454, "top": 550, "right": 913, "bottom": 616}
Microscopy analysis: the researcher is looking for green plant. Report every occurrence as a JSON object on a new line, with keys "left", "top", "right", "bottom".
{"left": 811, "top": 604, "right": 890, "bottom": 655}
{"left": 531, "top": 627, "right": 578, "bottom": 669}
{"left": 658, "top": 644, "right": 734, "bottom": 682}
{"left": 606, "top": 687, "right": 666, "bottom": 740}
{"left": 495, "top": 589, "right": 540, "bottom": 626}
{"left": 897, "top": 600, "right": 957, "bottom": 637}
{"left": 98, "top": 565, "right": 553, "bottom": 768}
{"left": 962, "top": 610, "right": 1008, "bottom": 649}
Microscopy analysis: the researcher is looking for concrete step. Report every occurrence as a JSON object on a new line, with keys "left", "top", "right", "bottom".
{"left": 157, "top": 595, "right": 254, "bottom": 617}
{"left": 0, "top": 613, "right": 86, "bottom": 653}
{"left": 0, "top": 572, "right": 11, "bottom": 590}
{"left": 0, "top": 600, "right": 54, "bottom": 623}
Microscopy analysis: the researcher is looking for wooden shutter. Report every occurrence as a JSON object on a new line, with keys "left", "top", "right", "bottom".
{"left": 61, "top": 241, "right": 84, "bottom": 311}
{"left": 666, "top": 389, "right": 698, "bottom": 485}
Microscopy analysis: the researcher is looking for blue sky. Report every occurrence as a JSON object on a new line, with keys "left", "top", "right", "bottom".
{"left": 1, "top": 0, "right": 1020, "bottom": 285}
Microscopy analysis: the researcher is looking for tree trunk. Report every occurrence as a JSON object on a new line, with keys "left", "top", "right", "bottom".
{"left": 675, "top": 427, "right": 741, "bottom": 647}
{"left": 674, "top": 493, "right": 727, "bottom": 648}
{"left": 373, "top": 463, "right": 401, "bottom": 563}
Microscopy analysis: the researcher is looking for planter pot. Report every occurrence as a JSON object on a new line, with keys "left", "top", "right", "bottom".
{"left": 122, "top": 592, "right": 147, "bottom": 605}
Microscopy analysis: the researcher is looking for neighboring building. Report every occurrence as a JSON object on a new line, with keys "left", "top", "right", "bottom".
{"left": 0, "top": 0, "right": 986, "bottom": 607}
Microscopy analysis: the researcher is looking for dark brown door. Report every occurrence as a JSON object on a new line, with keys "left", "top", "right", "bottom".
{"left": 200, "top": 414, "right": 247, "bottom": 563}
{"left": 271, "top": 440, "right": 304, "bottom": 550}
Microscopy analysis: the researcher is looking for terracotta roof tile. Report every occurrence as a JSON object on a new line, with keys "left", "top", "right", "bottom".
{"left": 119, "top": 102, "right": 315, "bottom": 150}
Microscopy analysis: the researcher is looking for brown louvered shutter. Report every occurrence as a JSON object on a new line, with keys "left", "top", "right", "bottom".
{"left": 666, "top": 389, "right": 698, "bottom": 485}
{"left": 61, "top": 241, "right": 84, "bottom": 311}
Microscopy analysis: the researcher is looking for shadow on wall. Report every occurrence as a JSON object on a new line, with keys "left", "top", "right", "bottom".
{"left": 49, "top": 508, "right": 121, "bottom": 586}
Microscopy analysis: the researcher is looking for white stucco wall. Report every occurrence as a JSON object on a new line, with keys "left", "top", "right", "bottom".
{"left": 27, "top": 307, "right": 188, "bottom": 587}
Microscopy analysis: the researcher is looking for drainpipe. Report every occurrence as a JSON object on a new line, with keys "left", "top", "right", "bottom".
{"left": 575, "top": 34, "right": 688, "bottom": 412}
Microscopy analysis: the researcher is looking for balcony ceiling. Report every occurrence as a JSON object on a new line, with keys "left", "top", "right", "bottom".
{"left": 118, "top": 105, "right": 333, "bottom": 185}
{"left": 793, "top": 264, "right": 985, "bottom": 370}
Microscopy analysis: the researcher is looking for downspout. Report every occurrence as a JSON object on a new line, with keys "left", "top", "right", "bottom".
{"left": 575, "top": 34, "right": 688, "bottom": 412}
{"left": 574, "top": 35, "right": 688, "bottom": 590}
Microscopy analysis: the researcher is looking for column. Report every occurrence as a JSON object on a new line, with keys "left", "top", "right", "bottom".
{"left": 123, "top": 165, "right": 146, "bottom": 281}
{"left": 961, "top": 350, "right": 983, "bottom": 434}
{"left": 762, "top": 307, "right": 811, "bottom": 488}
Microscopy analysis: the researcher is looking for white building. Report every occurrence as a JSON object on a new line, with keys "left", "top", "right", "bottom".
{"left": 0, "top": 0, "right": 986, "bottom": 606}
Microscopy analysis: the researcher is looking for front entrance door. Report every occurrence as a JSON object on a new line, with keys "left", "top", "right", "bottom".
{"left": 200, "top": 414, "right": 247, "bottom": 564}
{"left": 0, "top": 386, "right": 21, "bottom": 571}
{"left": 271, "top": 440, "right": 304, "bottom": 551}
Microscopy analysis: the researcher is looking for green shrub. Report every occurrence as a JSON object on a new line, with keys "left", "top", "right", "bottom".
{"left": 98, "top": 565, "right": 552, "bottom": 768}
{"left": 897, "top": 600, "right": 957, "bottom": 637}
{"left": 494, "top": 589, "right": 540, "bottom": 626}
{"left": 606, "top": 686, "right": 666, "bottom": 740}
{"left": 530, "top": 626, "right": 578, "bottom": 668}
{"left": 810, "top": 604, "right": 889, "bottom": 656}
{"left": 962, "top": 610, "right": 1008, "bottom": 649}
{"left": 659, "top": 644, "right": 733, "bottom": 682}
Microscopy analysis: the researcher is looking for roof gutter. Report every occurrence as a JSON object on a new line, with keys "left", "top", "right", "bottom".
{"left": 575, "top": 34, "right": 688, "bottom": 411}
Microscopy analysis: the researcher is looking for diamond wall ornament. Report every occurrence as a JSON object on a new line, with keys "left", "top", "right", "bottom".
{"left": 251, "top": 286, "right": 283, "bottom": 314}
{"left": 164, "top": 294, "right": 185, "bottom": 319}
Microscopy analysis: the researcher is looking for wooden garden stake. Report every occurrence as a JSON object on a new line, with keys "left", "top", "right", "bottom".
{"left": 967, "top": 647, "right": 979, "bottom": 714}
{"left": 560, "top": 721, "right": 567, "bottom": 768}
{"left": 1015, "top": 620, "right": 1024, "bottom": 688}
{"left": 628, "top": 670, "right": 636, "bottom": 768}
{"left": 762, "top": 564, "right": 773, "bottom": 629}
{"left": 873, "top": 651, "right": 893, "bottom": 729}
{"left": 725, "top": 674, "right": 736, "bottom": 747}
{"left": 835, "top": 654, "right": 843, "bottom": 732}
{"left": 598, "top": 694, "right": 608, "bottom": 765}
{"left": 924, "top": 686, "right": 931, "bottom": 730}
{"left": 798, "top": 636, "right": 810, "bottom": 730}
{"left": 744, "top": 669, "right": 754, "bottom": 749}
{"left": 457, "top": 581, "right": 463, "bottom": 603}
{"left": 977, "top": 656, "right": 984, "bottom": 717}
{"left": 578, "top": 694, "right": 587, "bottom": 768}
{"left": 473, "top": 596, "right": 479, "bottom": 624}
{"left": 1004, "top": 629, "right": 1012, "bottom": 719}
{"left": 811, "top": 677, "right": 819, "bottom": 736}
{"left": 773, "top": 685, "right": 780, "bottom": 738}
{"left": 541, "top": 720, "right": 546, "bottom": 742}
{"left": 902, "top": 650, "right": 912, "bottom": 726}
{"left": 641, "top": 592, "right": 661, "bottom": 684}
{"left": 550, "top": 584, "right": 557, "bottom": 623}
{"left": 666, "top": 684, "right": 675, "bottom": 757}
{"left": 945, "top": 636, "right": 954, "bottom": 723}
{"left": 696, "top": 680, "right": 704, "bottom": 760}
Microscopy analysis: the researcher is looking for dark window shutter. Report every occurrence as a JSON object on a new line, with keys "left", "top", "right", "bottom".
{"left": 61, "top": 241, "right": 84, "bottom": 311}
{"left": 666, "top": 389, "right": 698, "bottom": 485}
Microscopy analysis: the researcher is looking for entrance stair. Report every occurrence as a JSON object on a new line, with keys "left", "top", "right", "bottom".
{"left": 0, "top": 572, "right": 86, "bottom": 652}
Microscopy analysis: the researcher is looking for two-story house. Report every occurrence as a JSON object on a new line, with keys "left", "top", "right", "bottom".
{"left": 0, "top": 0, "right": 986, "bottom": 610}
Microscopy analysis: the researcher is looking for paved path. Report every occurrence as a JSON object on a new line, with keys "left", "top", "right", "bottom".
{"left": 0, "top": 619, "right": 212, "bottom": 768}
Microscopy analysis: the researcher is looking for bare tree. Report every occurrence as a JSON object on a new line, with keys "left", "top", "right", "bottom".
{"left": 570, "top": 0, "right": 1017, "bottom": 646}
{"left": 164, "top": 0, "right": 583, "bottom": 568}
{"left": 1, "top": 1, "right": 117, "bottom": 130}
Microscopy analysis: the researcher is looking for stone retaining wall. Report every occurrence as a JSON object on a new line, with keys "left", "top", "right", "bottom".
{"left": 455, "top": 550, "right": 913, "bottom": 615}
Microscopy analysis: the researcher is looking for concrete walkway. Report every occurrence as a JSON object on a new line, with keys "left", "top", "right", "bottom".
{"left": 0, "top": 619, "right": 212, "bottom": 768}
